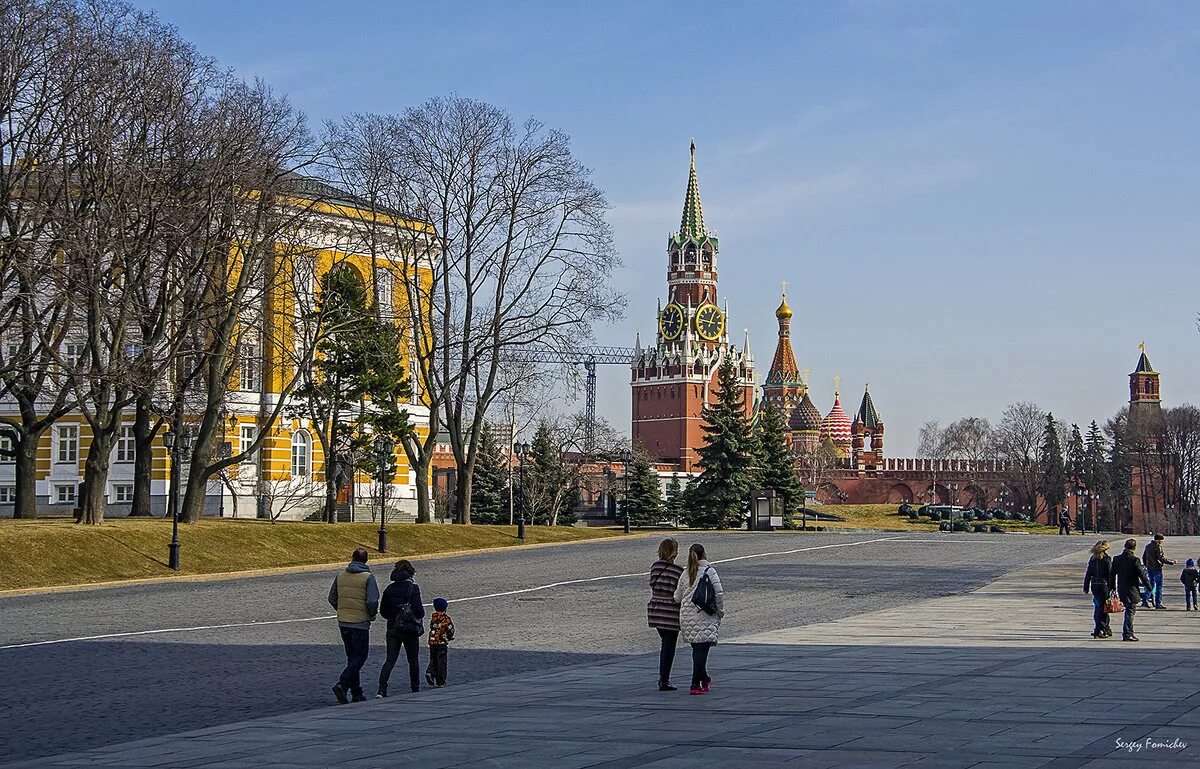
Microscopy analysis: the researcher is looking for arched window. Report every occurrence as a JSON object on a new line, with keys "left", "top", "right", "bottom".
{"left": 291, "top": 430, "right": 311, "bottom": 479}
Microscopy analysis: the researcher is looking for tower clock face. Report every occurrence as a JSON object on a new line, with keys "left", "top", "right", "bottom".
{"left": 659, "top": 303, "right": 684, "bottom": 341}
{"left": 695, "top": 303, "right": 725, "bottom": 341}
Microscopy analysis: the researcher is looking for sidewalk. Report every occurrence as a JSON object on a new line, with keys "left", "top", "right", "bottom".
{"left": 7, "top": 538, "right": 1199, "bottom": 769}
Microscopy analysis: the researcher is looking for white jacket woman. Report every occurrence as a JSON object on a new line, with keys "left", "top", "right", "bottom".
{"left": 672, "top": 551, "right": 724, "bottom": 643}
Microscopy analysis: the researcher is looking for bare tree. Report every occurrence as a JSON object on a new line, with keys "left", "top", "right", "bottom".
{"left": 327, "top": 98, "right": 622, "bottom": 525}
{"left": 994, "top": 401, "right": 1046, "bottom": 514}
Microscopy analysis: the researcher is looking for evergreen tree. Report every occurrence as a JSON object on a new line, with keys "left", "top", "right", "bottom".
{"left": 624, "top": 450, "right": 664, "bottom": 526}
{"left": 525, "top": 422, "right": 565, "bottom": 525}
{"left": 755, "top": 401, "right": 803, "bottom": 527}
{"left": 290, "top": 266, "right": 411, "bottom": 523}
{"left": 1065, "top": 423, "right": 1085, "bottom": 483}
{"left": 1083, "top": 420, "right": 1109, "bottom": 530}
{"left": 664, "top": 473, "right": 686, "bottom": 525}
{"left": 1107, "top": 430, "right": 1132, "bottom": 530}
{"left": 1037, "top": 412, "right": 1067, "bottom": 517}
{"left": 684, "top": 356, "right": 755, "bottom": 529}
{"left": 471, "top": 423, "right": 509, "bottom": 524}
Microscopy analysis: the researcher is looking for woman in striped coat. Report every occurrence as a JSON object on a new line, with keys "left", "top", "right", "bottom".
{"left": 647, "top": 538, "right": 684, "bottom": 691}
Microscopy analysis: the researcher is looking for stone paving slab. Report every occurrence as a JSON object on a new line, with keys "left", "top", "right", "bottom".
{"left": 5, "top": 537, "right": 1198, "bottom": 769}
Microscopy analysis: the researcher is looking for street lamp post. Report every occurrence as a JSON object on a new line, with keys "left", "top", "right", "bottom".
{"left": 374, "top": 435, "right": 393, "bottom": 553}
{"left": 514, "top": 441, "right": 529, "bottom": 540}
{"left": 163, "top": 428, "right": 192, "bottom": 572}
{"left": 620, "top": 449, "right": 632, "bottom": 534}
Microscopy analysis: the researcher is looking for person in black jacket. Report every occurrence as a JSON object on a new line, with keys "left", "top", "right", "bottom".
{"left": 1082, "top": 540, "right": 1115, "bottom": 638}
{"left": 377, "top": 560, "right": 426, "bottom": 697}
{"left": 1112, "top": 539, "right": 1152, "bottom": 641}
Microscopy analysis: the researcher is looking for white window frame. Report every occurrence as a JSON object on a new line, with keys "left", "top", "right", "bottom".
{"left": 239, "top": 425, "right": 258, "bottom": 467}
{"left": 291, "top": 430, "right": 311, "bottom": 479}
{"left": 112, "top": 483, "right": 134, "bottom": 503}
{"left": 63, "top": 342, "right": 85, "bottom": 367}
{"left": 239, "top": 343, "right": 261, "bottom": 392}
{"left": 56, "top": 425, "right": 78, "bottom": 464}
{"left": 375, "top": 267, "right": 395, "bottom": 316}
{"left": 0, "top": 486, "right": 15, "bottom": 504}
{"left": 0, "top": 433, "right": 13, "bottom": 464}
{"left": 114, "top": 425, "right": 135, "bottom": 463}
{"left": 54, "top": 484, "right": 76, "bottom": 505}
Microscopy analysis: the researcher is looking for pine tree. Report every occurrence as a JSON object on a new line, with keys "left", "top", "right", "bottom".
{"left": 755, "top": 401, "right": 803, "bottom": 527}
{"left": 1107, "top": 430, "right": 1132, "bottom": 530}
{"left": 685, "top": 355, "right": 755, "bottom": 529}
{"left": 1038, "top": 412, "right": 1067, "bottom": 517}
{"left": 624, "top": 450, "right": 663, "bottom": 526}
{"left": 1065, "top": 423, "right": 1085, "bottom": 483}
{"left": 664, "top": 473, "right": 686, "bottom": 525}
{"left": 1083, "top": 420, "right": 1109, "bottom": 530}
{"left": 525, "top": 422, "right": 565, "bottom": 525}
{"left": 471, "top": 423, "right": 509, "bottom": 524}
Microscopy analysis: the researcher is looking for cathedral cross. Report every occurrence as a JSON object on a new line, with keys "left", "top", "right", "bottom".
{"left": 833, "top": 374, "right": 841, "bottom": 394}
{"left": 780, "top": 280, "right": 788, "bottom": 297}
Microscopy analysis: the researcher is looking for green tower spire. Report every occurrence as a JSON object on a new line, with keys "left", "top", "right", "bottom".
{"left": 679, "top": 139, "right": 706, "bottom": 240}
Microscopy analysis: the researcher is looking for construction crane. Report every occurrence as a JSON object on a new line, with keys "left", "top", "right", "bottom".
{"left": 504, "top": 345, "right": 637, "bottom": 451}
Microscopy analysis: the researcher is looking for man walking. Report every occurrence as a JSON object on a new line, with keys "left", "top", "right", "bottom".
{"left": 328, "top": 549, "right": 379, "bottom": 703}
{"left": 1141, "top": 534, "right": 1175, "bottom": 609}
{"left": 1113, "top": 538, "right": 1152, "bottom": 641}
{"left": 1058, "top": 508, "right": 1071, "bottom": 535}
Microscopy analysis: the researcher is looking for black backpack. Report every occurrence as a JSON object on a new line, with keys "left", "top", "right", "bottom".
{"left": 691, "top": 570, "right": 718, "bottom": 616}
{"left": 394, "top": 583, "right": 424, "bottom": 635}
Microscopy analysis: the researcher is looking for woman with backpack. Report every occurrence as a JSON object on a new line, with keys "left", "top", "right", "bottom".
{"left": 378, "top": 559, "right": 425, "bottom": 696}
{"left": 672, "top": 543, "right": 725, "bottom": 695}
{"left": 648, "top": 538, "right": 684, "bottom": 691}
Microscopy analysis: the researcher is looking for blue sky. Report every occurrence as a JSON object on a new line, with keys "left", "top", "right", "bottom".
{"left": 142, "top": 0, "right": 1200, "bottom": 454}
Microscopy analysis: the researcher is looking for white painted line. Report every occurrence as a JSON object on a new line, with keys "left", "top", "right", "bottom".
{"left": 0, "top": 536, "right": 904, "bottom": 651}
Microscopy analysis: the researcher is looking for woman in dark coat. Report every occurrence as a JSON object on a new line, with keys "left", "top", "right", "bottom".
{"left": 378, "top": 559, "right": 425, "bottom": 696}
{"left": 648, "top": 538, "right": 684, "bottom": 691}
{"left": 1082, "top": 540, "right": 1115, "bottom": 638}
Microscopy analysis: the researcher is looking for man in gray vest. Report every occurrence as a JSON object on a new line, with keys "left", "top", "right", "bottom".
{"left": 328, "top": 548, "right": 379, "bottom": 703}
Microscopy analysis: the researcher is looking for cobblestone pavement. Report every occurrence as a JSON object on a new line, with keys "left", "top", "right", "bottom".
{"left": 0, "top": 532, "right": 1098, "bottom": 763}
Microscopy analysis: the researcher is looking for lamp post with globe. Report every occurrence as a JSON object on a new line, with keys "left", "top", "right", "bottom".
{"left": 162, "top": 428, "right": 193, "bottom": 571}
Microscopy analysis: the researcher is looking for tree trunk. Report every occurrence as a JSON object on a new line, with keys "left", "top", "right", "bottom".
{"left": 412, "top": 453, "right": 432, "bottom": 524}
{"left": 453, "top": 465, "right": 473, "bottom": 525}
{"left": 324, "top": 470, "right": 339, "bottom": 524}
{"left": 12, "top": 430, "right": 42, "bottom": 519}
{"left": 80, "top": 430, "right": 116, "bottom": 525}
{"left": 130, "top": 396, "right": 155, "bottom": 516}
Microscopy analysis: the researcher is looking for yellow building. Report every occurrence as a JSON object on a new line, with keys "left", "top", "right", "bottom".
{"left": 0, "top": 176, "right": 434, "bottom": 520}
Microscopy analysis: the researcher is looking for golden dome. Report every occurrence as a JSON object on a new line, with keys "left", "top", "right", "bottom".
{"left": 775, "top": 293, "right": 793, "bottom": 320}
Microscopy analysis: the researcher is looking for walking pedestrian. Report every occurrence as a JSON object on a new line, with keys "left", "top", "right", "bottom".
{"left": 1180, "top": 559, "right": 1199, "bottom": 611}
{"left": 1141, "top": 534, "right": 1176, "bottom": 608}
{"left": 1082, "top": 540, "right": 1115, "bottom": 638}
{"left": 377, "top": 560, "right": 425, "bottom": 697}
{"left": 1058, "top": 509, "right": 1071, "bottom": 535}
{"left": 424, "top": 598, "right": 454, "bottom": 687}
{"left": 647, "top": 538, "right": 684, "bottom": 691}
{"left": 672, "top": 544, "right": 724, "bottom": 696}
{"left": 328, "top": 548, "right": 379, "bottom": 704}
{"left": 1112, "top": 538, "right": 1152, "bottom": 641}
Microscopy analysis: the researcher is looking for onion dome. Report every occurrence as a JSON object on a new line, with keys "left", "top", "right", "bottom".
{"left": 790, "top": 391, "right": 822, "bottom": 432}
{"left": 775, "top": 294, "right": 793, "bottom": 320}
{"left": 821, "top": 391, "right": 853, "bottom": 448}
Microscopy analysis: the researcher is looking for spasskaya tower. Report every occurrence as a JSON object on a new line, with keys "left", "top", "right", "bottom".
{"left": 630, "top": 142, "right": 756, "bottom": 472}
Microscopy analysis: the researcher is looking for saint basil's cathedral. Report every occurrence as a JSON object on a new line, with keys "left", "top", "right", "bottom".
{"left": 631, "top": 143, "right": 1168, "bottom": 534}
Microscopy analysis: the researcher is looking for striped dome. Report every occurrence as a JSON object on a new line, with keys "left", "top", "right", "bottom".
{"left": 790, "top": 392, "right": 822, "bottom": 432}
{"left": 821, "top": 393, "right": 853, "bottom": 448}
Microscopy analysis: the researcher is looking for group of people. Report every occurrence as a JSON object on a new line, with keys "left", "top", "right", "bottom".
{"left": 1083, "top": 533, "right": 1200, "bottom": 641}
{"left": 647, "top": 538, "right": 726, "bottom": 695}
{"left": 327, "top": 549, "right": 455, "bottom": 703}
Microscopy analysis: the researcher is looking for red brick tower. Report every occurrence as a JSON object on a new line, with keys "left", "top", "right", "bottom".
{"left": 1128, "top": 343, "right": 1161, "bottom": 425}
{"left": 851, "top": 384, "right": 885, "bottom": 472}
{"left": 631, "top": 142, "right": 755, "bottom": 471}
{"left": 1128, "top": 343, "right": 1164, "bottom": 532}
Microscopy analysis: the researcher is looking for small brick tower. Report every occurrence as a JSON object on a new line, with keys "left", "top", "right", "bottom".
{"left": 631, "top": 142, "right": 755, "bottom": 471}
{"left": 852, "top": 384, "right": 885, "bottom": 471}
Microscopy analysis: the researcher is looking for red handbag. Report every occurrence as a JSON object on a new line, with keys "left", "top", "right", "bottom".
{"left": 1104, "top": 595, "right": 1124, "bottom": 614}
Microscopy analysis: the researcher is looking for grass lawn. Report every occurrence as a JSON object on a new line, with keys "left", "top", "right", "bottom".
{"left": 0, "top": 518, "right": 627, "bottom": 591}
{"left": 809, "top": 504, "right": 1058, "bottom": 535}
